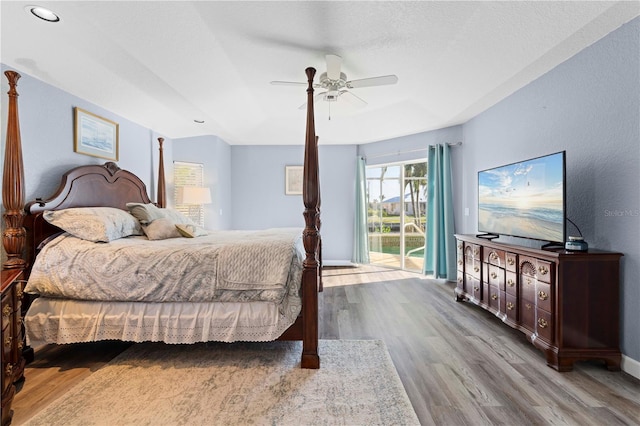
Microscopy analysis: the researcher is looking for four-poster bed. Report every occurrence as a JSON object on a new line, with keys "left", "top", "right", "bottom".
{"left": 1, "top": 67, "right": 321, "bottom": 423}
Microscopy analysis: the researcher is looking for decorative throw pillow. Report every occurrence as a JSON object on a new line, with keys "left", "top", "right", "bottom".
{"left": 142, "top": 218, "right": 182, "bottom": 240}
{"left": 175, "top": 223, "right": 209, "bottom": 238}
{"left": 160, "top": 208, "right": 197, "bottom": 225}
{"left": 126, "top": 202, "right": 164, "bottom": 224}
{"left": 43, "top": 207, "right": 143, "bottom": 242}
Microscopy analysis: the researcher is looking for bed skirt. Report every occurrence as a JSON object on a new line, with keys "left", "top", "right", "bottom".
{"left": 25, "top": 297, "right": 301, "bottom": 346}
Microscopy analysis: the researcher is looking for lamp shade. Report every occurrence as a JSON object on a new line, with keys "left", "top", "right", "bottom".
{"left": 176, "top": 186, "right": 212, "bottom": 205}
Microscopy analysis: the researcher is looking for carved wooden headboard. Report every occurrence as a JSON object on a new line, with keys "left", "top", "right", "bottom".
{"left": 23, "top": 162, "right": 154, "bottom": 268}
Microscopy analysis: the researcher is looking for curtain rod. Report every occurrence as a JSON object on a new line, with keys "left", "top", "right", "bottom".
{"left": 363, "top": 141, "right": 462, "bottom": 160}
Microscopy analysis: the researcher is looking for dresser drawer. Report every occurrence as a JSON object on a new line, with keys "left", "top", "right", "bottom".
{"left": 467, "top": 275, "right": 481, "bottom": 300}
{"left": 536, "top": 309, "right": 553, "bottom": 343}
{"left": 505, "top": 252, "right": 517, "bottom": 272}
{"left": 488, "top": 285, "right": 500, "bottom": 311}
{"left": 484, "top": 248, "right": 505, "bottom": 267}
{"left": 520, "top": 273, "right": 536, "bottom": 302}
{"left": 466, "top": 258, "right": 481, "bottom": 280}
{"left": 536, "top": 260, "right": 553, "bottom": 284}
{"left": 536, "top": 282, "right": 552, "bottom": 312}
{"left": 505, "top": 293, "right": 517, "bottom": 322}
{"left": 520, "top": 299, "right": 535, "bottom": 332}
{"left": 2, "top": 321, "right": 12, "bottom": 364}
{"left": 505, "top": 271, "right": 517, "bottom": 296}
{"left": 456, "top": 271, "right": 464, "bottom": 291}
{"left": 487, "top": 264, "right": 505, "bottom": 289}
{"left": 1, "top": 293, "right": 11, "bottom": 331}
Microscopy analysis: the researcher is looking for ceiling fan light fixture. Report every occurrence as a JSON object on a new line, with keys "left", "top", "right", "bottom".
{"left": 25, "top": 5, "right": 60, "bottom": 22}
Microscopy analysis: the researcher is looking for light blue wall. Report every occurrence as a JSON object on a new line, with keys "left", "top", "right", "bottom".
{"left": 459, "top": 18, "right": 640, "bottom": 363}
{"left": 0, "top": 64, "right": 165, "bottom": 205}
{"left": 357, "top": 126, "right": 463, "bottom": 167}
{"left": 171, "top": 135, "right": 232, "bottom": 230}
{"left": 230, "top": 144, "right": 357, "bottom": 262}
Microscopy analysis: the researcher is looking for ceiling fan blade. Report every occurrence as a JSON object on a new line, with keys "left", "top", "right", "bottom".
{"left": 270, "top": 81, "right": 306, "bottom": 86}
{"left": 346, "top": 75, "right": 398, "bottom": 88}
{"left": 298, "top": 92, "right": 327, "bottom": 109}
{"left": 339, "top": 90, "right": 368, "bottom": 107}
{"left": 326, "top": 54, "right": 342, "bottom": 80}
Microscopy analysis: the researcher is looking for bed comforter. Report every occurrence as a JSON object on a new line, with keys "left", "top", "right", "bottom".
{"left": 24, "top": 228, "right": 306, "bottom": 345}
{"left": 25, "top": 228, "right": 304, "bottom": 304}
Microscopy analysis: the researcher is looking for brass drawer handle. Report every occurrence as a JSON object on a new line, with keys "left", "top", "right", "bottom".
{"left": 525, "top": 303, "right": 532, "bottom": 310}
{"left": 507, "top": 279, "right": 515, "bottom": 287}
{"left": 474, "top": 266, "right": 480, "bottom": 273}
{"left": 538, "top": 291, "right": 548, "bottom": 301}
{"left": 507, "top": 302, "right": 514, "bottom": 311}
{"left": 457, "top": 278, "right": 463, "bottom": 283}
{"left": 473, "top": 286, "right": 480, "bottom": 292}
{"left": 473, "top": 248, "right": 479, "bottom": 256}
{"left": 5, "top": 364, "right": 12, "bottom": 377}
{"left": 491, "top": 294, "right": 498, "bottom": 300}
{"left": 16, "top": 287, "right": 23, "bottom": 299}
{"left": 538, "top": 318, "right": 548, "bottom": 329}
{"left": 4, "top": 335, "right": 12, "bottom": 347}
{"left": 458, "top": 260, "right": 463, "bottom": 266}
{"left": 2, "top": 305, "right": 10, "bottom": 317}
{"left": 489, "top": 252, "right": 498, "bottom": 261}
{"left": 490, "top": 272, "right": 498, "bottom": 279}
{"left": 526, "top": 278, "right": 532, "bottom": 285}
{"left": 457, "top": 243, "right": 463, "bottom": 250}
{"left": 538, "top": 265, "right": 549, "bottom": 275}
{"left": 17, "top": 341, "right": 23, "bottom": 350}
{"left": 507, "top": 257, "right": 515, "bottom": 265}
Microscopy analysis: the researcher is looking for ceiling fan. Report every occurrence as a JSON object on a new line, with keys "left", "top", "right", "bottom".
{"left": 270, "top": 54, "right": 398, "bottom": 110}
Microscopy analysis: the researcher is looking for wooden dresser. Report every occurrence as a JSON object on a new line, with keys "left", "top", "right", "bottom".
{"left": 454, "top": 234, "right": 623, "bottom": 372}
{"left": 1, "top": 269, "right": 25, "bottom": 426}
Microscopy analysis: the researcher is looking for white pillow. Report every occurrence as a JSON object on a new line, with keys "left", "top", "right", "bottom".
{"left": 126, "top": 202, "right": 164, "bottom": 224}
{"left": 44, "top": 207, "right": 142, "bottom": 242}
{"left": 160, "top": 208, "right": 197, "bottom": 225}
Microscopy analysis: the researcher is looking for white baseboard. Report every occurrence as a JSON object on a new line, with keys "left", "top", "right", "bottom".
{"left": 622, "top": 354, "right": 640, "bottom": 380}
{"left": 323, "top": 260, "right": 356, "bottom": 267}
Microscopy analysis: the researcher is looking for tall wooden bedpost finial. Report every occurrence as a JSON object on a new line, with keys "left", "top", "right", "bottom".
{"left": 157, "top": 137, "right": 166, "bottom": 208}
{"left": 2, "top": 70, "right": 26, "bottom": 270}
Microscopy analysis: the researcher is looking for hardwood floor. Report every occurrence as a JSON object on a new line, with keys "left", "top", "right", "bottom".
{"left": 11, "top": 265, "right": 640, "bottom": 425}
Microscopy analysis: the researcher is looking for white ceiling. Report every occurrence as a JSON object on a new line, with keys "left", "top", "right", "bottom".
{"left": 2, "top": 1, "right": 638, "bottom": 145}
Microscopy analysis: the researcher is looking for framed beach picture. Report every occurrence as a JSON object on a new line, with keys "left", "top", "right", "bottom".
{"left": 74, "top": 107, "right": 119, "bottom": 161}
{"left": 285, "top": 165, "right": 304, "bottom": 195}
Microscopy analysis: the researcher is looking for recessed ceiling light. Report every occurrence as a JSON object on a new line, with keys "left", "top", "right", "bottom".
{"left": 25, "top": 5, "right": 60, "bottom": 22}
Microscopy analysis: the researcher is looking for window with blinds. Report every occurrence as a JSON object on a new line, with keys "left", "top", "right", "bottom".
{"left": 173, "top": 161, "right": 205, "bottom": 226}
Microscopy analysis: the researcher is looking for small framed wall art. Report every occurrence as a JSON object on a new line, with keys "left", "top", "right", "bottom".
{"left": 285, "top": 165, "right": 304, "bottom": 195}
{"left": 74, "top": 107, "right": 119, "bottom": 161}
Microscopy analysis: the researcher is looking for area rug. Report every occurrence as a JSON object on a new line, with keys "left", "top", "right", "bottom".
{"left": 23, "top": 339, "right": 420, "bottom": 426}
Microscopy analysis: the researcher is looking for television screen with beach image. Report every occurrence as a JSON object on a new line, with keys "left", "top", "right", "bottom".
{"left": 478, "top": 151, "right": 565, "bottom": 243}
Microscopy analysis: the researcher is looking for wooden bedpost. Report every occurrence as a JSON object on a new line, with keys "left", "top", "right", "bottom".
{"left": 315, "top": 135, "right": 323, "bottom": 292}
{"left": 2, "top": 70, "right": 26, "bottom": 270}
{"left": 301, "top": 67, "right": 320, "bottom": 369}
{"left": 157, "top": 137, "right": 166, "bottom": 208}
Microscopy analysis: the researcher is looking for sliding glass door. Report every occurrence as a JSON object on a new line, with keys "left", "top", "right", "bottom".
{"left": 366, "top": 160, "right": 427, "bottom": 272}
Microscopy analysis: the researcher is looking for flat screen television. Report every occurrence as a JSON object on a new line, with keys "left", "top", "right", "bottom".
{"left": 478, "top": 151, "right": 566, "bottom": 244}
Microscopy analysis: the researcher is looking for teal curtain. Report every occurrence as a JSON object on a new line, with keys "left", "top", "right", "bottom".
{"left": 423, "top": 144, "right": 456, "bottom": 279}
{"left": 353, "top": 156, "right": 370, "bottom": 264}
